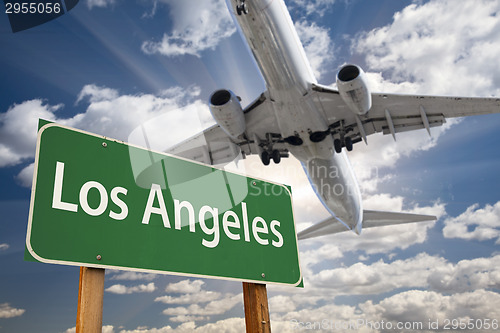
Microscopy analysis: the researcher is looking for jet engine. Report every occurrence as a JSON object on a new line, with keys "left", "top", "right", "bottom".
{"left": 336, "top": 64, "right": 372, "bottom": 115}
{"left": 209, "top": 89, "right": 246, "bottom": 139}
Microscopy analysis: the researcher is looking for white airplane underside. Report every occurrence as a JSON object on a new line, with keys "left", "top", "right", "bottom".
{"left": 167, "top": 0, "right": 500, "bottom": 239}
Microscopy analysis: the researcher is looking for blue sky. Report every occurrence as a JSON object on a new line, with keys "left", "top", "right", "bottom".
{"left": 1, "top": 0, "right": 500, "bottom": 332}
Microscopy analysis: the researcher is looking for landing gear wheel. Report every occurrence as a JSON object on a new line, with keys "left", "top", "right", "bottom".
{"left": 271, "top": 150, "right": 281, "bottom": 164}
{"left": 334, "top": 139, "right": 342, "bottom": 154}
{"left": 345, "top": 137, "right": 353, "bottom": 152}
{"left": 261, "top": 151, "right": 270, "bottom": 166}
{"left": 236, "top": 3, "right": 248, "bottom": 15}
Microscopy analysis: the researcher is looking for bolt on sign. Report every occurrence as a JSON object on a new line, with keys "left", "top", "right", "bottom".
{"left": 26, "top": 121, "right": 302, "bottom": 286}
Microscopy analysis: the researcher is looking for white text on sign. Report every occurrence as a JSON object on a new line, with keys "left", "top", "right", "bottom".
{"left": 51, "top": 161, "right": 284, "bottom": 249}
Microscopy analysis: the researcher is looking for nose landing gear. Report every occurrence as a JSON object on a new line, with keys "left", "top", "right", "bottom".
{"left": 254, "top": 133, "right": 288, "bottom": 166}
{"left": 334, "top": 137, "right": 353, "bottom": 153}
{"left": 260, "top": 150, "right": 282, "bottom": 166}
{"left": 236, "top": 0, "right": 248, "bottom": 15}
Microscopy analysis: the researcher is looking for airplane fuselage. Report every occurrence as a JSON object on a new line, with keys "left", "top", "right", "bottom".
{"left": 226, "top": 0, "right": 363, "bottom": 232}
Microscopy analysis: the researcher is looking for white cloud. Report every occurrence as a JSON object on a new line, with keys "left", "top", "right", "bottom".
{"left": 117, "top": 318, "right": 245, "bottom": 333}
{"left": 299, "top": 243, "right": 343, "bottom": 277}
{"left": 157, "top": 279, "right": 242, "bottom": 323}
{"left": 0, "top": 100, "right": 60, "bottom": 167}
{"left": 272, "top": 303, "right": 371, "bottom": 333}
{"left": 363, "top": 193, "right": 405, "bottom": 211}
{"left": 104, "top": 288, "right": 500, "bottom": 332}
{"left": 443, "top": 201, "right": 500, "bottom": 243}
{"left": 155, "top": 290, "right": 221, "bottom": 305}
{"left": 169, "top": 315, "right": 208, "bottom": 323}
{"left": 1, "top": 84, "right": 210, "bottom": 187}
{"left": 85, "top": 0, "right": 115, "bottom": 10}
{"left": 348, "top": 119, "right": 461, "bottom": 186}
{"left": 162, "top": 294, "right": 242, "bottom": 321}
{"left": 142, "top": 0, "right": 158, "bottom": 19}
{"left": 0, "top": 303, "right": 25, "bottom": 318}
{"left": 105, "top": 282, "right": 156, "bottom": 294}
{"left": 297, "top": 200, "right": 444, "bottom": 258}
{"left": 141, "top": 0, "right": 236, "bottom": 57}
{"left": 107, "top": 271, "right": 158, "bottom": 281}
{"left": 96, "top": 286, "right": 500, "bottom": 332}
{"left": 354, "top": 0, "right": 500, "bottom": 97}
{"left": 427, "top": 255, "right": 500, "bottom": 293}
{"left": 360, "top": 289, "right": 500, "bottom": 331}
{"left": 346, "top": 220, "right": 434, "bottom": 254}
{"left": 102, "top": 325, "right": 116, "bottom": 333}
{"left": 363, "top": 71, "right": 422, "bottom": 95}
{"left": 309, "top": 253, "right": 445, "bottom": 295}
{"left": 64, "top": 325, "right": 114, "bottom": 333}
{"left": 66, "top": 84, "right": 210, "bottom": 147}
{"left": 268, "top": 254, "right": 500, "bottom": 331}
{"left": 63, "top": 251, "right": 500, "bottom": 331}
{"left": 290, "top": 0, "right": 336, "bottom": 17}
{"left": 15, "top": 163, "right": 35, "bottom": 188}
{"left": 0, "top": 243, "right": 9, "bottom": 251}
{"left": 164, "top": 279, "right": 205, "bottom": 294}
{"left": 76, "top": 84, "right": 119, "bottom": 104}
{"left": 294, "top": 20, "right": 334, "bottom": 79}
{"left": 273, "top": 253, "right": 500, "bottom": 311}
{"left": 269, "top": 295, "right": 297, "bottom": 313}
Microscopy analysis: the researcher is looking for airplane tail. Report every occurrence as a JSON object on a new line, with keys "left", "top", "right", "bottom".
{"left": 297, "top": 210, "right": 436, "bottom": 240}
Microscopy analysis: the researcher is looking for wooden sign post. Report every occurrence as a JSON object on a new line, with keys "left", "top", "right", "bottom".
{"left": 243, "top": 282, "right": 271, "bottom": 333}
{"left": 76, "top": 267, "right": 105, "bottom": 333}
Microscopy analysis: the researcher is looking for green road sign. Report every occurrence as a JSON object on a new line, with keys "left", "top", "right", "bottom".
{"left": 26, "top": 122, "right": 302, "bottom": 286}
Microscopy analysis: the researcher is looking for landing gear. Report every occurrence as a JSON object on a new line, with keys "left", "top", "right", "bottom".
{"left": 345, "top": 137, "right": 353, "bottom": 151}
{"left": 331, "top": 120, "right": 354, "bottom": 153}
{"left": 255, "top": 133, "right": 288, "bottom": 166}
{"left": 334, "top": 139, "right": 342, "bottom": 154}
{"left": 260, "top": 149, "right": 282, "bottom": 165}
{"left": 271, "top": 149, "right": 281, "bottom": 164}
{"left": 236, "top": 1, "right": 248, "bottom": 15}
{"left": 261, "top": 151, "right": 270, "bottom": 166}
{"left": 334, "top": 137, "right": 353, "bottom": 153}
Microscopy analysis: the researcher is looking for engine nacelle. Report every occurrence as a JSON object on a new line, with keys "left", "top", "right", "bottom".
{"left": 336, "top": 64, "right": 372, "bottom": 115}
{"left": 209, "top": 89, "right": 246, "bottom": 139}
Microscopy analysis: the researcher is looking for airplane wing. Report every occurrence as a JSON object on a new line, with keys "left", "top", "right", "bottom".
{"left": 167, "top": 83, "right": 500, "bottom": 163}
{"left": 311, "top": 84, "right": 500, "bottom": 145}
{"left": 297, "top": 210, "right": 436, "bottom": 240}
{"left": 166, "top": 93, "right": 285, "bottom": 164}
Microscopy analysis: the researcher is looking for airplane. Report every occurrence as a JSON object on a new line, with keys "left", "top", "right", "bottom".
{"left": 167, "top": 0, "right": 500, "bottom": 240}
